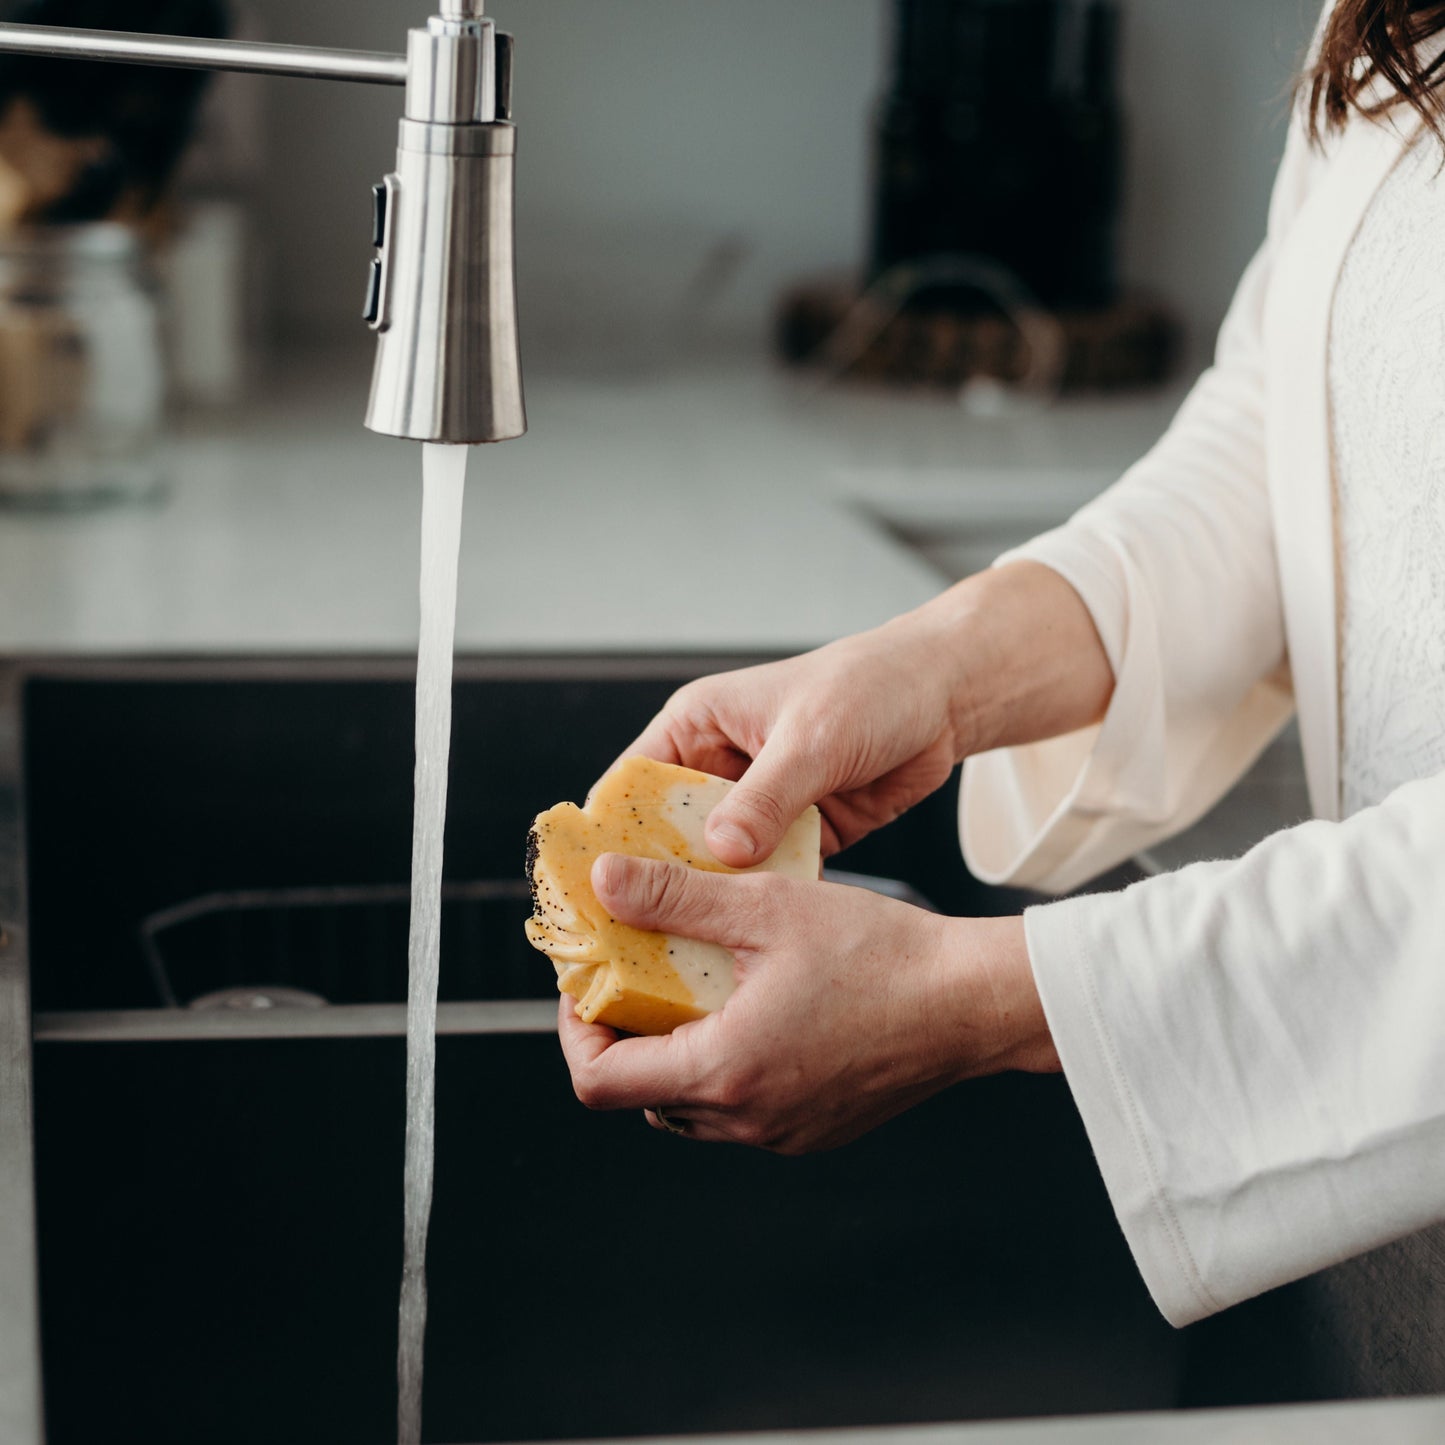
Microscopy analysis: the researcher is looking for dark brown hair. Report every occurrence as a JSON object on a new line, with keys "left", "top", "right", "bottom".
{"left": 1307, "top": 0, "right": 1445, "bottom": 140}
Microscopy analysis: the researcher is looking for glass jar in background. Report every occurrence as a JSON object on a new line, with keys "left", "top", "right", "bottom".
{"left": 0, "top": 223, "right": 165, "bottom": 509}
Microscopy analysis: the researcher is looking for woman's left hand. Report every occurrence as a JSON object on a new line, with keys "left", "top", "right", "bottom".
{"left": 557, "top": 853, "right": 1058, "bottom": 1154}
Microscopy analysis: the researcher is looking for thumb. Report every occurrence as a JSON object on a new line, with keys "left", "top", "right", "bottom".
{"left": 592, "top": 853, "right": 770, "bottom": 951}
{"left": 705, "top": 732, "right": 825, "bottom": 867}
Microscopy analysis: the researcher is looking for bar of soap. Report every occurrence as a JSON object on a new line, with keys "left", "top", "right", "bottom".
{"left": 525, "top": 756, "right": 821, "bottom": 1036}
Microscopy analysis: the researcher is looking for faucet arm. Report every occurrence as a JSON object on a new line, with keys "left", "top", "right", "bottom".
{"left": 0, "top": 22, "right": 407, "bottom": 86}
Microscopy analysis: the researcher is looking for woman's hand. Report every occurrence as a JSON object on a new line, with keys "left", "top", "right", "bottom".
{"left": 618, "top": 561, "right": 1115, "bottom": 868}
{"left": 563, "top": 564, "right": 1102, "bottom": 1149}
{"left": 557, "top": 853, "right": 1059, "bottom": 1154}
{"left": 621, "top": 614, "right": 968, "bottom": 866}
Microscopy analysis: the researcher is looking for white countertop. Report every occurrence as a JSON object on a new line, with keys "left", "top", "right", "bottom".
{"left": 0, "top": 345, "right": 1178, "bottom": 658}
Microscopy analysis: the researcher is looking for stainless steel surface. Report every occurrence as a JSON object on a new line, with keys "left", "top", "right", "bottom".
{"left": 0, "top": 22, "right": 406, "bottom": 85}
{"left": 366, "top": 9, "right": 525, "bottom": 443}
{"left": 187, "top": 985, "right": 329, "bottom": 1011}
{"left": 33, "top": 999, "right": 557, "bottom": 1043}
{"left": 441, "top": 0, "right": 487, "bottom": 19}
{"left": 406, "top": 16, "right": 495, "bottom": 124}
{"left": 365, "top": 114, "right": 526, "bottom": 442}
{"left": 0, "top": 668, "right": 42, "bottom": 1445}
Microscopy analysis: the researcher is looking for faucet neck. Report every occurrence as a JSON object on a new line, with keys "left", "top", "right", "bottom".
{"left": 406, "top": 12, "right": 497, "bottom": 123}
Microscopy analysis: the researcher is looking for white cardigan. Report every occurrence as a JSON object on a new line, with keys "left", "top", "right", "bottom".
{"left": 958, "top": 37, "right": 1445, "bottom": 1324}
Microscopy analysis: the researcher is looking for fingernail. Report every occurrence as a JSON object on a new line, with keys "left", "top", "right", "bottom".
{"left": 709, "top": 821, "right": 757, "bottom": 860}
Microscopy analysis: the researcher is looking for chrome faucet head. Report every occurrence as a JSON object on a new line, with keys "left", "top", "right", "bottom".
{"left": 364, "top": 7, "right": 526, "bottom": 445}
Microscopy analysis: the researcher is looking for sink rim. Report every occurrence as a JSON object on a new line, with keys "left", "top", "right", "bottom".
{"left": 0, "top": 662, "right": 42, "bottom": 1445}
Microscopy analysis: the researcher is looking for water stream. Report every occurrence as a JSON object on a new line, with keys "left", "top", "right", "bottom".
{"left": 398, "top": 442, "right": 470, "bottom": 1445}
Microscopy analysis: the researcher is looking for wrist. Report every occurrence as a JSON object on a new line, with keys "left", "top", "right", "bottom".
{"left": 904, "top": 561, "right": 1115, "bottom": 762}
{"left": 932, "top": 914, "right": 1061, "bottom": 1081}
{"left": 876, "top": 582, "right": 999, "bottom": 761}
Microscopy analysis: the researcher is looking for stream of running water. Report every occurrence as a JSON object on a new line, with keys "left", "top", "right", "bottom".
{"left": 397, "top": 441, "right": 469, "bottom": 1445}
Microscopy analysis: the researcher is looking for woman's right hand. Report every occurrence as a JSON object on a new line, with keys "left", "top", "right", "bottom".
{"left": 615, "top": 561, "right": 1116, "bottom": 868}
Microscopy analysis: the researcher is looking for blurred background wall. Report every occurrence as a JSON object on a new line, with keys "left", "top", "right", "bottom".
{"left": 241, "top": 0, "right": 1319, "bottom": 367}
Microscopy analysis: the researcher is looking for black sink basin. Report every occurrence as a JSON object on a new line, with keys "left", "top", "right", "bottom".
{"left": 8, "top": 658, "right": 1192, "bottom": 1444}
{"left": 21, "top": 659, "right": 993, "bottom": 1017}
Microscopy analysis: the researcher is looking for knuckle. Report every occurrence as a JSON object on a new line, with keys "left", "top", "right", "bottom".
{"left": 640, "top": 861, "right": 690, "bottom": 919}
{"left": 668, "top": 678, "right": 704, "bottom": 708}
{"left": 730, "top": 872, "right": 782, "bottom": 932}
{"left": 572, "top": 1073, "right": 606, "bottom": 1111}
{"left": 735, "top": 787, "right": 788, "bottom": 836}
{"left": 667, "top": 679, "right": 715, "bottom": 728}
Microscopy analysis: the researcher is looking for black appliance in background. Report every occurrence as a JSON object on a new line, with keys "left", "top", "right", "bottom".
{"left": 870, "top": 0, "right": 1122, "bottom": 310}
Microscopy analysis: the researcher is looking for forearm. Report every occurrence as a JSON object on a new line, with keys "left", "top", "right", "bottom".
{"left": 900, "top": 560, "right": 1115, "bottom": 763}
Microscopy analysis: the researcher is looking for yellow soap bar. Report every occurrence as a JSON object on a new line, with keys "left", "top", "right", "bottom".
{"left": 525, "top": 756, "right": 821, "bottom": 1035}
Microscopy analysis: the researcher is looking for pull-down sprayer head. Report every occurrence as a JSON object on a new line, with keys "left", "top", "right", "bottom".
{"left": 365, "top": 3, "right": 527, "bottom": 444}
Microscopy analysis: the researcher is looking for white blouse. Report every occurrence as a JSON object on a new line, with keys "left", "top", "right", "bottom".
{"left": 1331, "top": 132, "right": 1445, "bottom": 818}
{"left": 956, "top": 13, "right": 1445, "bottom": 1328}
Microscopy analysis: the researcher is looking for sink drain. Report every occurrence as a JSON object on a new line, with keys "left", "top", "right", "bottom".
{"left": 188, "top": 986, "right": 329, "bottom": 1012}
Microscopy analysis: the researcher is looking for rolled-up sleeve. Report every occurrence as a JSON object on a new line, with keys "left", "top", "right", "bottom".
{"left": 959, "top": 113, "right": 1324, "bottom": 895}
{"left": 961, "top": 235, "right": 1294, "bottom": 894}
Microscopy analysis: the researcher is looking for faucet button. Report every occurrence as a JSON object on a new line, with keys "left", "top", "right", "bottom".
{"left": 363, "top": 258, "right": 383, "bottom": 325}
{"left": 371, "top": 181, "right": 388, "bottom": 248}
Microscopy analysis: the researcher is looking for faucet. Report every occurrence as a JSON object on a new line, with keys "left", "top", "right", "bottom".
{"left": 0, "top": 0, "right": 527, "bottom": 445}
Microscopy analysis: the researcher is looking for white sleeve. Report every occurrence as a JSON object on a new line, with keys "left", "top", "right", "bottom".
{"left": 957, "top": 115, "right": 1324, "bottom": 896}
{"left": 1024, "top": 769, "right": 1445, "bottom": 1327}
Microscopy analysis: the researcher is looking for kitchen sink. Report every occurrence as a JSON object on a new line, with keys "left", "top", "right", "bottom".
{"left": 0, "top": 657, "right": 1318, "bottom": 1444}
